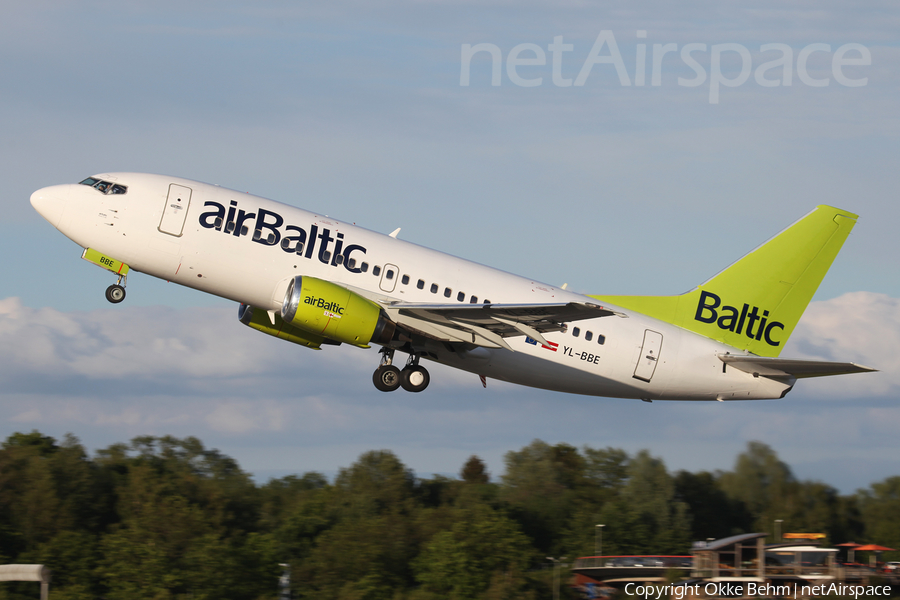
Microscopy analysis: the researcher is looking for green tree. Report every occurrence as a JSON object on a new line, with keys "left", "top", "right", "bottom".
{"left": 602, "top": 450, "right": 691, "bottom": 555}
{"left": 674, "top": 470, "right": 751, "bottom": 540}
{"left": 460, "top": 455, "right": 490, "bottom": 485}
{"left": 500, "top": 440, "right": 585, "bottom": 554}
{"left": 292, "top": 450, "right": 421, "bottom": 600}
{"left": 857, "top": 476, "right": 900, "bottom": 561}
{"left": 413, "top": 505, "right": 535, "bottom": 600}
{"left": 93, "top": 436, "right": 275, "bottom": 600}
{"left": 558, "top": 447, "right": 630, "bottom": 558}
{"left": 718, "top": 441, "right": 797, "bottom": 539}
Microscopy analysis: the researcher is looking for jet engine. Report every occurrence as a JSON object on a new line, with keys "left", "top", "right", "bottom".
{"left": 238, "top": 303, "right": 330, "bottom": 349}
{"left": 281, "top": 276, "right": 396, "bottom": 348}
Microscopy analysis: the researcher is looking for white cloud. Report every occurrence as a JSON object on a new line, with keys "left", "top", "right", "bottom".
{"left": 784, "top": 291, "right": 900, "bottom": 398}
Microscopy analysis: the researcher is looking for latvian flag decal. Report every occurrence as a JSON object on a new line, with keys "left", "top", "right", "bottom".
{"left": 525, "top": 337, "right": 558, "bottom": 352}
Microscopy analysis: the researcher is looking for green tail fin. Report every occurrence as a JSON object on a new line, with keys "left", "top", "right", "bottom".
{"left": 591, "top": 205, "right": 858, "bottom": 357}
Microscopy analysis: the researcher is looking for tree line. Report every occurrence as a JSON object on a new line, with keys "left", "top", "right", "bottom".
{"left": 0, "top": 431, "right": 897, "bottom": 600}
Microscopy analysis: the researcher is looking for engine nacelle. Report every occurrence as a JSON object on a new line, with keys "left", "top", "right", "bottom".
{"left": 238, "top": 303, "right": 329, "bottom": 349}
{"left": 281, "top": 276, "right": 395, "bottom": 348}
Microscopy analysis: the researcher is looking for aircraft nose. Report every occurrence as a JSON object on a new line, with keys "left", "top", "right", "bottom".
{"left": 30, "top": 186, "right": 67, "bottom": 228}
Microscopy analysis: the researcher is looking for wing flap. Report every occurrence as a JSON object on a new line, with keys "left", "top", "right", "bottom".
{"left": 719, "top": 355, "right": 877, "bottom": 379}
{"left": 381, "top": 301, "right": 623, "bottom": 348}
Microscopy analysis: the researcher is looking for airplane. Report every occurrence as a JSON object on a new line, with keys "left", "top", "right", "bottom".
{"left": 30, "top": 173, "right": 875, "bottom": 400}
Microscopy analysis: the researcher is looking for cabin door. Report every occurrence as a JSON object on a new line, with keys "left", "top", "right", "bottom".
{"left": 159, "top": 184, "right": 192, "bottom": 236}
{"left": 633, "top": 329, "right": 663, "bottom": 382}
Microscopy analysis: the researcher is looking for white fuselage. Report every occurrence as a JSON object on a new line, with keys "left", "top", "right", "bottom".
{"left": 31, "top": 173, "right": 793, "bottom": 401}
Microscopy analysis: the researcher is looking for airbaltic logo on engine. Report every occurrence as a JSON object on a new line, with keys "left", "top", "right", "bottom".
{"left": 305, "top": 295, "right": 344, "bottom": 318}
{"left": 694, "top": 290, "right": 785, "bottom": 347}
{"left": 198, "top": 200, "right": 367, "bottom": 273}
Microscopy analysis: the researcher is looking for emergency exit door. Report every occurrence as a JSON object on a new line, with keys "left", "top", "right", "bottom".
{"left": 159, "top": 184, "right": 192, "bottom": 236}
{"left": 633, "top": 329, "right": 663, "bottom": 382}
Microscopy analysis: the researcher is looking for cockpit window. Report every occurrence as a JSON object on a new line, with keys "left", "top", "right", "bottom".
{"left": 79, "top": 177, "right": 127, "bottom": 195}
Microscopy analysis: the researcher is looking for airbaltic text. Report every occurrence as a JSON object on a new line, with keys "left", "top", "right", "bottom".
{"left": 199, "top": 201, "right": 367, "bottom": 273}
{"left": 304, "top": 295, "right": 345, "bottom": 315}
{"left": 624, "top": 582, "right": 891, "bottom": 599}
{"left": 694, "top": 290, "right": 784, "bottom": 347}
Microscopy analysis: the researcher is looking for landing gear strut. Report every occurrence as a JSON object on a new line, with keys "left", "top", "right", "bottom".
{"left": 372, "top": 348, "right": 430, "bottom": 393}
{"left": 105, "top": 273, "right": 127, "bottom": 304}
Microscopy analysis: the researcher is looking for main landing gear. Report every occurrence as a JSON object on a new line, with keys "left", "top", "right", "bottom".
{"left": 105, "top": 273, "right": 127, "bottom": 304}
{"left": 373, "top": 348, "right": 430, "bottom": 393}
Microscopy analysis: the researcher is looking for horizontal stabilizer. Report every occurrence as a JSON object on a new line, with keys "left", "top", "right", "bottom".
{"left": 719, "top": 355, "right": 877, "bottom": 379}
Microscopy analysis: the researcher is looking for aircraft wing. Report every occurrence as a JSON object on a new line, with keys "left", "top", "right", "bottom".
{"left": 379, "top": 301, "right": 625, "bottom": 350}
{"left": 718, "top": 355, "right": 877, "bottom": 379}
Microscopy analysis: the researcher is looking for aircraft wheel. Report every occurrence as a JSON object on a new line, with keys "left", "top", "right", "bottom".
{"left": 400, "top": 365, "right": 430, "bottom": 393}
{"left": 105, "top": 284, "right": 126, "bottom": 304}
{"left": 373, "top": 365, "right": 402, "bottom": 392}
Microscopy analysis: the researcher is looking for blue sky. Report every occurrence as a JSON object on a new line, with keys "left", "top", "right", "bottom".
{"left": 1, "top": 1, "right": 898, "bottom": 495}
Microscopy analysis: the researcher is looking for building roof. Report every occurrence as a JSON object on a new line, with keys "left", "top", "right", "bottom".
{"left": 693, "top": 533, "right": 768, "bottom": 552}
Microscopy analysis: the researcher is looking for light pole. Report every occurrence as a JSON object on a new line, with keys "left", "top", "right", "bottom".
{"left": 595, "top": 524, "right": 605, "bottom": 562}
{"left": 774, "top": 519, "right": 783, "bottom": 544}
{"left": 547, "top": 556, "right": 568, "bottom": 600}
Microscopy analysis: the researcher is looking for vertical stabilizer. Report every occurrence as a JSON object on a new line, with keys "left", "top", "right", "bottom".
{"left": 592, "top": 206, "right": 858, "bottom": 357}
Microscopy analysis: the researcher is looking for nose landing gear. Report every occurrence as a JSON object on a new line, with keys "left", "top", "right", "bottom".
{"left": 105, "top": 273, "right": 127, "bottom": 304}
{"left": 81, "top": 249, "right": 130, "bottom": 304}
{"left": 372, "top": 348, "right": 430, "bottom": 393}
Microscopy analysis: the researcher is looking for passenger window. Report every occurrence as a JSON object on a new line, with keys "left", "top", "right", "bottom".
{"left": 348, "top": 258, "right": 356, "bottom": 269}
{"left": 457, "top": 291, "right": 465, "bottom": 302}
{"left": 430, "top": 283, "right": 438, "bottom": 294}
{"left": 401, "top": 275, "right": 410, "bottom": 285}
{"left": 573, "top": 327, "right": 580, "bottom": 337}
{"left": 444, "top": 287, "right": 452, "bottom": 298}
{"left": 386, "top": 269, "right": 394, "bottom": 280}
{"left": 597, "top": 334, "right": 606, "bottom": 345}
{"left": 470, "top": 296, "right": 478, "bottom": 304}
{"left": 361, "top": 262, "right": 369, "bottom": 273}
{"left": 373, "top": 265, "right": 381, "bottom": 276}
{"left": 585, "top": 331, "right": 593, "bottom": 341}
{"left": 322, "top": 251, "right": 331, "bottom": 263}
{"left": 335, "top": 254, "right": 344, "bottom": 265}
{"left": 484, "top": 299, "right": 491, "bottom": 304}
{"left": 417, "top": 279, "right": 425, "bottom": 289}
{"left": 215, "top": 217, "right": 224, "bottom": 230}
